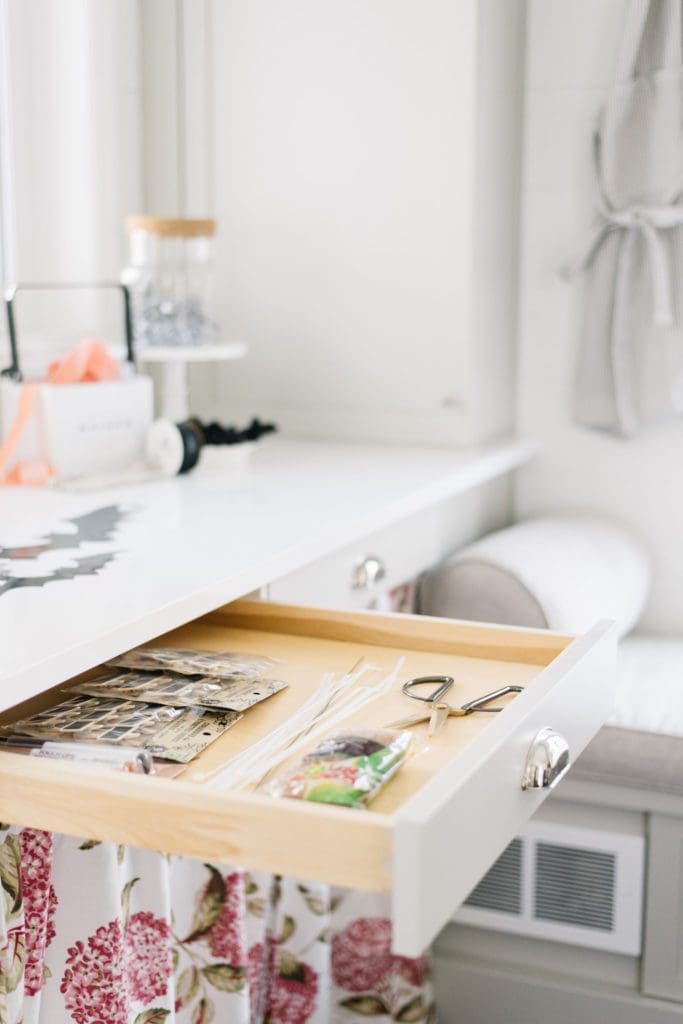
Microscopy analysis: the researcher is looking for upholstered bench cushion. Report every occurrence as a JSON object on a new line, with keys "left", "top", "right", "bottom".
{"left": 575, "top": 637, "right": 683, "bottom": 795}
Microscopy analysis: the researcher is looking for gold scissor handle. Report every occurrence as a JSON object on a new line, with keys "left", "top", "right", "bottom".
{"left": 388, "top": 685, "right": 524, "bottom": 732}
{"left": 387, "top": 702, "right": 466, "bottom": 731}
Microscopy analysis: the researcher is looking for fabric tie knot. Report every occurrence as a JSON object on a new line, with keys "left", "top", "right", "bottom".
{"left": 564, "top": 199, "right": 683, "bottom": 327}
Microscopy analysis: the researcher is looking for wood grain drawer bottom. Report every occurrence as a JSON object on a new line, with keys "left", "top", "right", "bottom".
{"left": 0, "top": 601, "right": 615, "bottom": 955}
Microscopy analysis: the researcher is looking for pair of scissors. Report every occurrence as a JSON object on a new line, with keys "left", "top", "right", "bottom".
{"left": 390, "top": 675, "right": 524, "bottom": 736}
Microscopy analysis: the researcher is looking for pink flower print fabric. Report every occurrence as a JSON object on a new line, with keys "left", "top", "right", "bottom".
{"left": 330, "top": 897, "right": 436, "bottom": 1021}
{"left": 247, "top": 939, "right": 319, "bottom": 1024}
{"left": 61, "top": 920, "right": 128, "bottom": 1024}
{"left": 332, "top": 917, "right": 394, "bottom": 992}
{"left": 172, "top": 865, "right": 250, "bottom": 1021}
{"left": 268, "top": 951, "right": 319, "bottom": 1024}
{"left": 60, "top": 912, "right": 172, "bottom": 1023}
{"left": 206, "top": 871, "right": 248, "bottom": 966}
{"left": 331, "top": 916, "right": 430, "bottom": 994}
{"left": 124, "top": 911, "right": 173, "bottom": 1003}
{"left": 20, "top": 830, "right": 58, "bottom": 997}
{"left": 0, "top": 830, "right": 434, "bottom": 1024}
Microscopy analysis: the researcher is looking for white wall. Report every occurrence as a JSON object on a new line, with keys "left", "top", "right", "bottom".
{"left": 515, "top": 0, "right": 683, "bottom": 634}
{"left": 139, "top": 0, "right": 215, "bottom": 219}
{"left": 187, "top": 0, "right": 524, "bottom": 447}
{"left": 0, "top": 0, "right": 143, "bottom": 368}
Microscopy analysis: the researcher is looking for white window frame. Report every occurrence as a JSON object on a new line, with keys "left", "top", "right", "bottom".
{"left": 0, "top": 0, "right": 16, "bottom": 288}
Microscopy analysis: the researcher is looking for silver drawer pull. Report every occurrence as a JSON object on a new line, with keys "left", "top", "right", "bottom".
{"left": 351, "top": 555, "right": 386, "bottom": 590}
{"left": 522, "top": 728, "right": 571, "bottom": 790}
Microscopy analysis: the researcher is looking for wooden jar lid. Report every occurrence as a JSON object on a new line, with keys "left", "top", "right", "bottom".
{"left": 125, "top": 216, "right": 216, "bottom": 238}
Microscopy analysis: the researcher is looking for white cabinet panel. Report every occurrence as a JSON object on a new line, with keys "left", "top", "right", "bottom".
{"left": 143, "top": 0, "right": 525, "bottom": 445}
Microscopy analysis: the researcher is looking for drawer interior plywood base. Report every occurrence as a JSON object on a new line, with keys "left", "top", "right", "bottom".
{"left": 0, "top": 601, "right": 615, "bottom": 955}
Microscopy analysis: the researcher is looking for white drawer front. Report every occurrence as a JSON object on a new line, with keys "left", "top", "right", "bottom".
{"left": 268, "top": 481, "right": 510, "bottom": 610}
{"left": 392, "top": 621, "right": 615, "bottom": 955}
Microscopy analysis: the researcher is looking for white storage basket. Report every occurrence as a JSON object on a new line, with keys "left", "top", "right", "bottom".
{"left": 0, "top": 282, "right": 153, "bottom": 480}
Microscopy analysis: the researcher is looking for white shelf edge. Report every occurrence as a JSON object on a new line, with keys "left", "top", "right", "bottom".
{"left": 137, "top": 342, "right": 248, "bottom": 363}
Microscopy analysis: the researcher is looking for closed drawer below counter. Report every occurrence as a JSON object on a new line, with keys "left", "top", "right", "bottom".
{"left": 0, "top": 601, "right": 615, "bottom": 956}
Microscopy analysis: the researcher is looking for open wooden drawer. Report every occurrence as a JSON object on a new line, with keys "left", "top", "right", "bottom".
{"left": 0, "top": 601, "right": 615, "bottom": 956}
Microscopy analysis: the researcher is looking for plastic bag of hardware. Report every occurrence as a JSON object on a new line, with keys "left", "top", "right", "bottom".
{"left": 0, "top": 694, "right": 241, "bottom": 763}
{"left": 72, "top": 669, "right": 288, "bottom": 713}
{"left": 108, "top": 646, "right": 277, "bottom": 678}
{"left": 270, "top": 728, "right": 412, "bottom": 808}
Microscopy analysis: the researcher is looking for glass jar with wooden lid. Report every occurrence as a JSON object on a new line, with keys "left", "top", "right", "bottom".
{"left": 123, "top": 216, "right": 217, "bottom": 348}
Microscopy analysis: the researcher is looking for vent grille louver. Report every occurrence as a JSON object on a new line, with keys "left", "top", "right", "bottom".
{"left": 464, "top": 838, "right": 522, "bottom": 915}
{"left": 534, "top": 842, "right": 615, "bottom": 931}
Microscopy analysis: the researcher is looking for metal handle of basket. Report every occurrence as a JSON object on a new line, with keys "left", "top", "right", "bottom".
{"left": 1, "top": 281, "right": 135, "bottom": 382}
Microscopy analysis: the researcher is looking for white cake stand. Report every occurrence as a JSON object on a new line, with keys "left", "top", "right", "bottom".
{"left": 137, "top": 341, "right": 248, "bottom": 420}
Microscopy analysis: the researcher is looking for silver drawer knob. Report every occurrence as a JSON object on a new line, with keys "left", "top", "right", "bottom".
{"left": 351, "top": 555, "right": 386, "bottom": 591}
{"left": 522, "top": 728, "right": 571, "bottom": 790}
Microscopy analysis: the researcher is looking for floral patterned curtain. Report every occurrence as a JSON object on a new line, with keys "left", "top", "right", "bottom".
{"left": 0, "top": 826, "right": 435, "bottom": 1024}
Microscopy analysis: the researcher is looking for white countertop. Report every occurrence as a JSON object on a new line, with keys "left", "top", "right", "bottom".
{"left": 0, "top": 436, "right": 536, "bottom": 706}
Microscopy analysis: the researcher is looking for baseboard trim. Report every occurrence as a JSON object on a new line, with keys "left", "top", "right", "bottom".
{"left": 432, "top": 953, "right": 681, "bottom": 1024}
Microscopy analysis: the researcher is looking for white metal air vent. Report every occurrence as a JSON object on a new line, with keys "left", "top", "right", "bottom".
{"left": 456, "top": 821, "right": 644, "bottom": 955}
{"left": 464, "top": 838, "right": 523, "bottom": 916}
